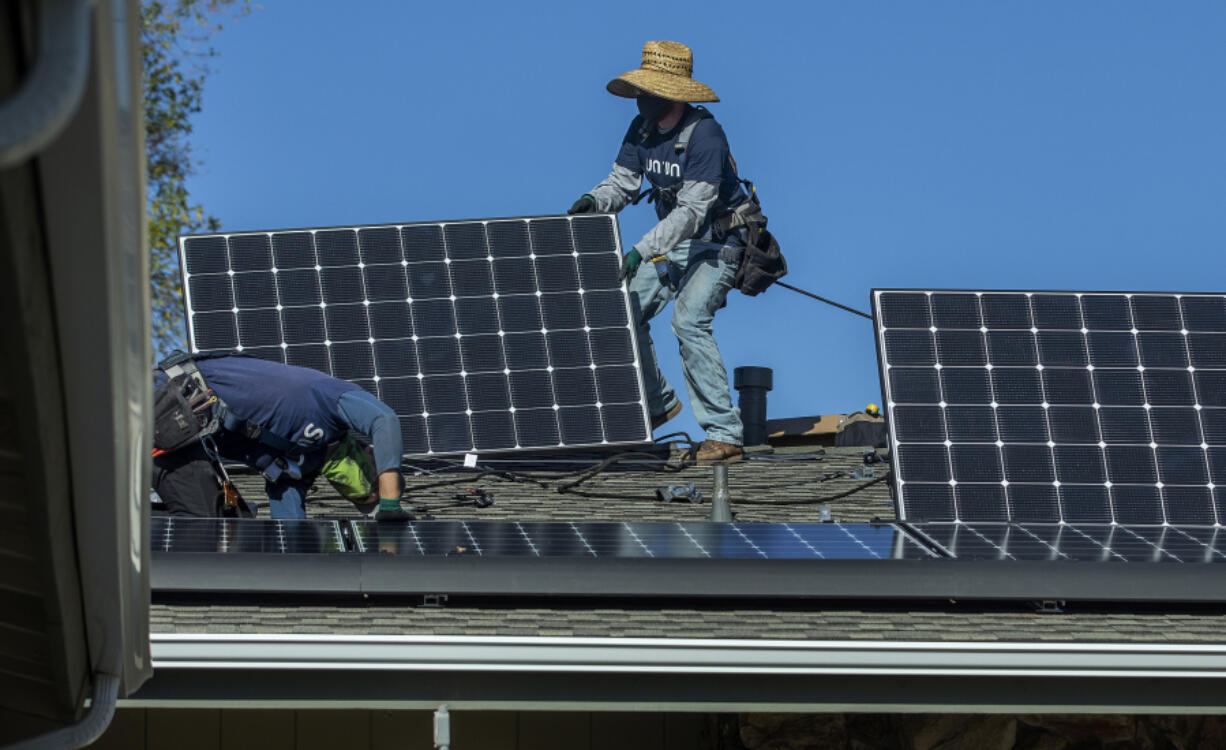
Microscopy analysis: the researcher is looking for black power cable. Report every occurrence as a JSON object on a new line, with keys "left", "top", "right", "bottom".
{"left": 774, "top": 281, "right": 873, "bottom": 320}
{"left": 554, "top": 451, "right": 688, "bottom": 493}
{"left": 731, "top": 474, "right": 889, "bottom": 505}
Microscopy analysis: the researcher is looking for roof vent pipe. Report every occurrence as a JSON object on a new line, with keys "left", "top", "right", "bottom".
{"left": 734, "top": 366, "right": 773, "bottom": 447}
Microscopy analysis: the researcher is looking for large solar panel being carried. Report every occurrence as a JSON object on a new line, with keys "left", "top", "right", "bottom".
{"left": 179, "top": 215, "right": 652, "bottom": 456}
{"left": 874, "top": 289, "right": 1226, "bottom": 525}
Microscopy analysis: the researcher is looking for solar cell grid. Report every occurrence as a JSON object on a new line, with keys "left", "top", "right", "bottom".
{"left": 150, "top": 517, "right": 345, "bottom": 554}
{"left": 349, "top": 520, "right": 937, "bottom": 560}
{"left": 180, "top": 215, "right": 651, "bottom": 456}
{"left": 875, "top": 290, "right": 1226, "bottom": 525}
{"left": 909, "top": 522, "right": 1226, "bottom": 563}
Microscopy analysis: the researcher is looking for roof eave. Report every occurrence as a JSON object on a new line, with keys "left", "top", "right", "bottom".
{"left": 125, "top": 634, "right": 1226, "bottom": 714}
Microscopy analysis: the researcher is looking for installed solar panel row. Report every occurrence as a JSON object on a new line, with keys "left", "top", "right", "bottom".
{"left": 180, "top": 215, "right": 652, "bottom": 456}
{"left": 149, "top": 517, "right": 1226, "bottom": 564}
{"left": 875, "top": 290, "right": 1226, "bottom": 525}
{"left": 151, "top": 517, "right": 346, "bottom": 554}
{"left": 909, "top": 522, "right": 1226, "bottom": 563}
{"left": 349, "top": 520, "right": 935, "bottom": 559}
{"left": 149, "top": 517, "right": 936, "bottom": 560}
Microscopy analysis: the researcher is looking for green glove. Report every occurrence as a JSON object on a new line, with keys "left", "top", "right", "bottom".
{"left": 374, "top": 496, "right": 412, "bottom": 522}
{"left": 620, "top": 247, "right": 642, "bottom": 281}
{"left": 567, "top": 194, "right": 597, "bottom": 214}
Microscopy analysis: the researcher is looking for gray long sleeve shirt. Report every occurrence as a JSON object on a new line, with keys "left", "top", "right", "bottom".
{"left": 589, "top": 164, "right": 718, "bottom": 259}
{"left": 587, "top": 107, "right": 746, "bottom": 259}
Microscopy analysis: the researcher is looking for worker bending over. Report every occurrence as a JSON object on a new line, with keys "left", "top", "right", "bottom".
{"left": 152, "top": 352, "right": 409, "bottom": 520}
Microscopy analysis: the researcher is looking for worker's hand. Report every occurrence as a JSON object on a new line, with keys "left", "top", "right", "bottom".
{"left": 567, "top": 194, "right": 597, "bottom": 215}
{"left": 620, "top": 247, "right": 642, "bottom": 281}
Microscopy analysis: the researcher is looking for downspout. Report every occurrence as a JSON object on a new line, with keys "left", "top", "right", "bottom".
{"left": 433, "top": 705, "right": 451, "bottom": 750}
{"left": 0, "top": 0, "right": 95, "bottom": 169}
{"left": 3, "top": 674, "right": 120, "bottom": 750}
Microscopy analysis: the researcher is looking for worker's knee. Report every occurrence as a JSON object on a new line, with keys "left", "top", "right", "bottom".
{"left": 671, "top": 300, "right": 713, "bottom": 341}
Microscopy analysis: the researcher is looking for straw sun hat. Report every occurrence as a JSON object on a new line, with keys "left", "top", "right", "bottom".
{"left": 606, "top": 41, "right": 719, "bottom": 103}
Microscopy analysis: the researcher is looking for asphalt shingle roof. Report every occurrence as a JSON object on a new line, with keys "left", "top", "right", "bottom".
{"left": 286, "top": 445, "right": 893, "bottom": 524}
{"left": 149, "top": 602, "right": 1226, "bottom": 643}
{"left": 152, "top": 445, "right": 1226, "bottom": 644}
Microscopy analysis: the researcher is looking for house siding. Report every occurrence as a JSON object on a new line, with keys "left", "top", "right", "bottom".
{"left": 91, "top": 708, "right": 705, "bottom": 750}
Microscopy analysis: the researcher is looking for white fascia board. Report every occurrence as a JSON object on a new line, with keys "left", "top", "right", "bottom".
{"left": 148, "top": 633, "right": 1226, "bottom": 679}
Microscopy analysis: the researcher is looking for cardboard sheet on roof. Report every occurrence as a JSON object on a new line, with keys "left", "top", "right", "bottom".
{"left": 765, "top": 414, "right": 844, "bottom": 445}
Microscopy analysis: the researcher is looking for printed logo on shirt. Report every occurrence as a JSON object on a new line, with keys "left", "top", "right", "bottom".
{"left": 644, "top": 158, "right": 681, "bottom": 179}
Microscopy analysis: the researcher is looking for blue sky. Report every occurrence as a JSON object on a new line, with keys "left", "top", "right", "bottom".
{"left": 185, "top": 1, "right": 1226, "bottom": 439}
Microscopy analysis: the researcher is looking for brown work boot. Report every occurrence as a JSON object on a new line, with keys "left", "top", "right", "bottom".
{"left": 650, "top": 401, "right": 682, "bottom": 430}
{"left": 690, "top": 439, "right": 744, "bottom": 463}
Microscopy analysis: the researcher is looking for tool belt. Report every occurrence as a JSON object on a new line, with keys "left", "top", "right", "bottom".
{"left": 702, "top": 191, "right": 787, "bottom": 297}
{"left": 725, "top": 191, "right": 788, "bottom": 297}
{"left": 153, "top": 352, "right": 221, "bottom": 454}
{"left": 153, "top": 351, "right": 320, "bottom": 484}
{"left": 628, "top": 104, "right": 788, "bottom": 296}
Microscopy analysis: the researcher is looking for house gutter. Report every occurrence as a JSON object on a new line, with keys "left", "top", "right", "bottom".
{"left": 125, "top": 634, "right": 1226, "bottom": 713}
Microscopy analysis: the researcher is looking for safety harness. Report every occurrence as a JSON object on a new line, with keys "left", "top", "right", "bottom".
{"left": 153, "top": 352, "right": 255, "bottom": 516}
{"left": 154, "top": 351, "right": 318, "bottom": 484}
{"left": 629, "top": 106, "right": 788, "bottom": 296}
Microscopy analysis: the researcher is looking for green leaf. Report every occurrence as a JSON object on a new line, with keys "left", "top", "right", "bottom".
{"left": 141, "top": 0, "right": 253, "bottom": 357}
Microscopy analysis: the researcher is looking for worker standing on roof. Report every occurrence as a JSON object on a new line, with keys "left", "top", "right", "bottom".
{"left": 568, "top": 41, "right": 749, "bottom": 462}
{"left": 151, "top": 352, "right": 411, "bottom": 521}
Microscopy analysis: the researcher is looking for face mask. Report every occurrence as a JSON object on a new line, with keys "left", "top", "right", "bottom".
{"left": 636, "top": 95, "right": 672, "bottom": 123}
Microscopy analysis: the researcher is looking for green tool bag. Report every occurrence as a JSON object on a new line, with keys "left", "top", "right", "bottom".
{"left": 320, "top": 435, "right": 375, "bottom": 502}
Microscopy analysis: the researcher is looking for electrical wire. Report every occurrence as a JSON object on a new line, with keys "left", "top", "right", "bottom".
{"left": 731, "top": 475, "right": 889, "bottom": 505}
{"left": 395, "top": 427, "right": 880, "bottom": 510}
{"left": 774, "top": 280, "right": 873, "bottom": 320}
{"left": 554, "top": 451, "right": 688, "bottom": 493}
{"left": 743, "top": 452, "right": 828, "bottom": 463}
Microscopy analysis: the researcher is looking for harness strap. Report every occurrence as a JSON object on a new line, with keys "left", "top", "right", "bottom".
{"left": 217, "top": 404, "right": 297, "bottom": 454}
{"left": 631, "top": 106, "right": 712, "bottom": 207}
{"left": 159, "top": 349, "right": 309, "bottom": 466}
{"left": 673, "top": 106, "right": 707, "bottom": 158}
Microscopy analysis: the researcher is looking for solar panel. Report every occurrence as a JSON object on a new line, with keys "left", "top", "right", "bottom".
{"left": 348, "top": 520, "right": 937, "bottom": 560}
{"left": 179, "top": 215, "right": 652, "bottom": 456}
{"left": 150, "top": 517, "right": 345, "bottom": 554}
{"left": 148, "top": 518, "right": 1226, "bottom": 601}
{"left": 874, "top": 290, "right": 1226, "bottom": 525}
{"left": 908, "top": 522, "right": 1226, "bottom": 563}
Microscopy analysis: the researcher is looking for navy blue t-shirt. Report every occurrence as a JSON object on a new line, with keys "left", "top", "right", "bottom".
{"left": 192, "top": 355, "right": 358, "bottom": 465}
{"left": 614, "top": 106, "right": 747, "bottom": 222}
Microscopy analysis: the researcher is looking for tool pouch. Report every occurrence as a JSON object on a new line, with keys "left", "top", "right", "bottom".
{"left": 153, "top": 350, "right": 221, "bottom": 454}
{"left": 730, "top": 197, "right": 788, "bottom": 296}
{"left": 153, "top": 377, "right": 208, "bottom": 453}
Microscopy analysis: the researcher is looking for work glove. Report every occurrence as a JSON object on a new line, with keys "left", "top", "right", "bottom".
{"left": 620, "top": 247, "right": 642, "bottom": 281}
{"left": 567, "top": 194, "right": 597, "bottom": 215}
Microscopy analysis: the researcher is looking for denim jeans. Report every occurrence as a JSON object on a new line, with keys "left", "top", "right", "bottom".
{"left": 628, "top": 238, "right": 744, "bottom": 445}
{"left": 265, "top": 476, "right": 313, "bottom": 520}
